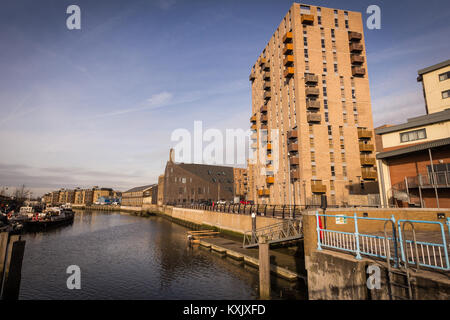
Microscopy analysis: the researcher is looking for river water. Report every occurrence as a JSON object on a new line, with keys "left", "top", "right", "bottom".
{"left": 19, "top": 210, "right": 307, "bottom": 300}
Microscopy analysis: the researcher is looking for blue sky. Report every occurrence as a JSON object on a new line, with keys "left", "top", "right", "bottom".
{"left": 1, "top": 0, "right": 449, "bottom": 196}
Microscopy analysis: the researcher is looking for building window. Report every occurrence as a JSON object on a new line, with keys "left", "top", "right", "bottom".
{"left": 335, "top": 18, "right": 339, "bottom": 27}
{"left": 331, "top": 166, "right": 336, "bottom": 177}
{"left": 345, "top": 20, "right": 349, "bottom": 29}
{"left": 439, "top": 71, "right": 450, "bottom": 81}
{"left": 442, "top": 90, "right": 450, "bottom": 99}
{"left": 318, "top": 16, "right": 322, "bottom": 25}
{"left": 400, "top": 128, "right": 427, "bottom": 143}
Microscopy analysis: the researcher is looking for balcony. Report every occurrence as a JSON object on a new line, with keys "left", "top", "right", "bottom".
{"left": 288, "top": 143, "right": 298, "bottom": 153}
{"left": 305, "top": 74, "right": 318, "bottom": 84}
{"left": 291, "top": 170, "right": 301, "bottom": 180}
{"left": 251, "top": 143, "right": 257, "bottom": 149}
{"left": 260, "top": 114, "right": 268, "bottom": 123}
{"left": 359, "top": 143, "right": 374, "bottom": 152}
{"left": 349, "top": 43, "right": 363, "bottom": 52}
{"left": 258, "top": 189, "right": 270, "bottom": 197}
{"left": 283, "top": 43, "right": 294, "bottom": 55}
{"left": 301, "top": 14, "right": 314, "bottom": 25}
{"left": 259, "top": 58, "right": 267, "bottom": 66}
{"left": 351, "top": 54, "right": 365, "bottom": 65}
{"left": 283, "top": 32, "right": 293, "bottom": 43}
{"left": 348, "top": 31, "right": 362, "bottom": 41}
{"left": 261, "top": 124, "right": 268, "bottom": 130}
{"left": 263, "top": 72, "right": 270, "bottom": 80}
{"left": 283, "top": 55, "right": 294, "bottom": 66}
{"left": 361, "top": 169, "right": 377, "bottom": 181}
{"left": 360, "top": 156, "right": 376, "bottom": 166}
{"left": 264, "top": 91, "right": 271, "bottom": 100}
{"left": 251, "top": 124, "right": 257, "bottom": 131}
{"left": 263, "top": 81, "right": 271, "bottom": 91}
{"left": 266, "top": 177, "right": 274, "bottom": 184}
{"left": 352, "top": 66, "right": 366, "bottom": 77}
{"left": 398, "top": 172, "right": 450, "bottom": 190}
{"left": 287, "top": 130, "right": 298, "bottom": 140}
{"left": 250, "top": 115, "right": 257, "bottom": 123}
{"left": 306, "top": 100, "right": 320, "bottom": 110}
{"left": 260, "top": 105, "right": 267, "bottom": 113}
{"left": 249, "top": 71, "right": 255, "bottom": 81}
{"left": 307, "top": 113, "right": 321, "bottom": 123}
{"left": 357, "top": 128, "right": 372, "bottom": 139}
{"left": 284, "top": 67, "right": 295, "bottom": 78}
{"left": 251, "top": 133, "right": 257, "bottom": 140}
{"left": 267, "top": 143, "right": 272, "bottom": 151}
{"left": 305, "top": 87, "right": 320, "bottom": 96}
{"left": 311, "top": 181, "right": 327, "bottom": 193}
{"left": 289, "top": 156, "right": 300, "bottom": 166}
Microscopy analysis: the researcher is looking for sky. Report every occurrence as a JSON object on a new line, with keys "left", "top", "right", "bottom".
{"left": 1, "top": 0, "right": 449, "bottom": 196}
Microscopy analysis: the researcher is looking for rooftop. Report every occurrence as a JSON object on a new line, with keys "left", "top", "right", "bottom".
{"left": 417, "top": 59, "right": 450, "bottom": 79}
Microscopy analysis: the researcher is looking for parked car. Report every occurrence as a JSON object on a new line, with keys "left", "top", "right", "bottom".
{"left": 216, "top": 200, "right": 226, "bottom": 205}
{"left": 240, "top": 200, "right": 254, "bottom": 205}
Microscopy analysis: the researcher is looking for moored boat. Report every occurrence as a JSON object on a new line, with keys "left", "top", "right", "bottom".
{"left": 23, "top": 206, "right": 75, "bottom": 231}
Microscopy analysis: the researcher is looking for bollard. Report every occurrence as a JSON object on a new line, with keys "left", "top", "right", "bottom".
{"left": 259, "top": 236, "right": 271, "bottom": 300}
{"left": 251, "top": 212, "right": 256, "bottom": 244}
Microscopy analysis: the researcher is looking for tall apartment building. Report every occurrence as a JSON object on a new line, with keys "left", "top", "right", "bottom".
{"left": 248, "top": 3, "right": 377, "bottom": 206}
{"left": 233, "top": 168, "right": 248, "bottom": 200}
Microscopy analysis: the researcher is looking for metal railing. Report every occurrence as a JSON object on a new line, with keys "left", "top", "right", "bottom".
{"left": 394, "top": 171, "right": 450, "bottom": 190}
{"left": 316, "top": 212, "right": 450, "bottom": 271}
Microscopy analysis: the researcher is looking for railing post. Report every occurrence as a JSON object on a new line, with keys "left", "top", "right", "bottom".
{"left": 443, "top": 218, "right": 450, "bottom": 270}
{"left": 292, "top": 205, "right": 296, "bottom": 220}
{"left": 397, "top": 220, "right": 406, "bottom": 264}
{"left": 391, "top": 215, "right": 399, "bottom": 268}
{"left": 316, "top": 211, "right": 322, "bottom": 251}
{"left": 353, "top": 212, "right": 362, "bottom": 260}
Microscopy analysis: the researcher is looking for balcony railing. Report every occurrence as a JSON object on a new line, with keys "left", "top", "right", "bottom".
{"left": 259, "top": 58, "right": 267, "bottom": 66}
{"left": 264, "top": 91, "right": 271, "bottom": 100}
{"left": 261, "top": 124, "right": 268, "bottom": 130}
{"left": 289, "top": 156, "right": 300, "bottom": 166}
{"left": 260, "top": 114, "right": 268, "bottom": 123}
{"left": 266, "top": 177, "right": 275, "bottom": 184}
{"left": 360, "top": 156, "right": 376, "bottom": 166}
{"left": 267, "top": 143, "right": 272, "bottom": 151}
{"left": 357, "top": 129, "right": 372, "bottom": 139}
{"left": 348, "top": 31, "right": 362, "bottom": 41}
{"left": 283, "top": 43, "right": 294, "bottom": 55}
{"left": 291, "top": 170, "right": 301, "bottom": 180}
{"left": 306, "top": 100, "right": 320, "bottom": 110}
{"left": 307, "top": 113, "right": 321, "bottom": 123}
{"left": 359, "top": 143, "right": 374, "bottom": 152}
{"left": 287, "top": 130, "right": 298, "bottom": 140}
{"left": 258, "top": 189, "right": 270, "bottom": 196}
{"left": 361, "top": 169, "right": 377, "bottom": 180}
{"left": 263, "top": 72, "right": 270, "bottom": 80}
{"left": 283, "top": 32, "right": 293, "bottom": 43}
{"left": 305, "top": 87, "right": 320, "bottom": 96}
{"left": 301, "top": 14, "right": 314, "bottom": 24}
{"left": 283, "top": 55, "right": 294, "bottom": 66}
{"left": 352, "top": 66, "right": 366, "bottom": 77}
{"left": 250, "top": 115, "right": 257, "bottom": 123}
{"left": 251, "top": 124, "right": 257, "bottom": 131}
{"left": 350, "top": 43, "right": 363, "bottom": 52}
{"left": 284, "top": 67, "right": 294, "bottom": 78}
{"left": 249, "top": 71, "right": 255, "bottom": 81}
{"left": 260, "top": 105, "right": 267, "bottom": 113}
{"left": 311, "top": 181, "right": 327, "bottom": 193}
{"left": 263, "top": 81, "right": 271, "bottom": 90}
{"left": 305, "top": 74, "right": 318, "bottom": 84}
{"left": 351, "top": 54, "right": 365, "bottom": 65}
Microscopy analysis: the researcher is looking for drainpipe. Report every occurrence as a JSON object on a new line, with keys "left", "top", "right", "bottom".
{"left": 428, "top": 148, "right": 440, "bottom": 208}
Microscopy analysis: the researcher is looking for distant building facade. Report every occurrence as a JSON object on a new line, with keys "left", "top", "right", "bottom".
{"left": 233, "top": 168, "right": 248, "bottom": 200}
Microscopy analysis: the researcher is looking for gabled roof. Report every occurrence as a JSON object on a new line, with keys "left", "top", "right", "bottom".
{"left": 124, "top": 184, "right": 157, "bottom": 193}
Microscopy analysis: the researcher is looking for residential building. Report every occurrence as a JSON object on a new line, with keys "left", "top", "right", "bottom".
{"left": 161, "top": 149, "right": 235, "bottom": 204}
{"left": 376, "top": 109, "right": 450, "bottom": 208}
{"left": 157, "top": 175, "right": 165, "bottom": 205}
{"left": 417, "top": 59, "right": 450, "bottom": 115}
{"left": 248, "top": 3, "right": 377, "bottom": 206}
{"left": 122, "top": 184, "right": 158, "bottom": 207}
{"left": 92, "top": 187, "right": 113, "bottom": 204}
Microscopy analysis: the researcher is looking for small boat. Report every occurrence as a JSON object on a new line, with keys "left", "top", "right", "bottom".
{"left": 23, "top": 206, "right": 75, "bottom": 231}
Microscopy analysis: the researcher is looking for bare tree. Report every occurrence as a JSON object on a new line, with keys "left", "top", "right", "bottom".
{"left": 14, "top": 184, "right": 31, "bottom": 201}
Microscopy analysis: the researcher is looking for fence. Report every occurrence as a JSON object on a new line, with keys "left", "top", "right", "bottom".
{"left": 315, "top": 212, "right": 450, "bottom": 272}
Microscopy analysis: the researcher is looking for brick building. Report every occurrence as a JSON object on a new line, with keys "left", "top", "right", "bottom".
{"left": 248, "top": 3, "right": 377, "bottom": 206}
{"left": 233, "top": 168, "right": 248, "bottom": 201}
{"left": 122, "top": 184, "right": 158, "bottom": 207}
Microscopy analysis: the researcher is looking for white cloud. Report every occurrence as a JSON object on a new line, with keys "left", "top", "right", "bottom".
{"left": 146, "top": 91, "right": 173, "bottom": 107}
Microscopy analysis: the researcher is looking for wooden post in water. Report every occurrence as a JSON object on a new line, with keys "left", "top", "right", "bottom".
{"left": 259, "top": 235, "right": 270, "bottom": 300}
{"left": 0, "top": 234, "right": 26, "bottom": 300}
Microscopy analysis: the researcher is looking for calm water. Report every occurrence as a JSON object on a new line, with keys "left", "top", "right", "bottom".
{"left": 19, "top": 210, "right": 306, "bottom": 300}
